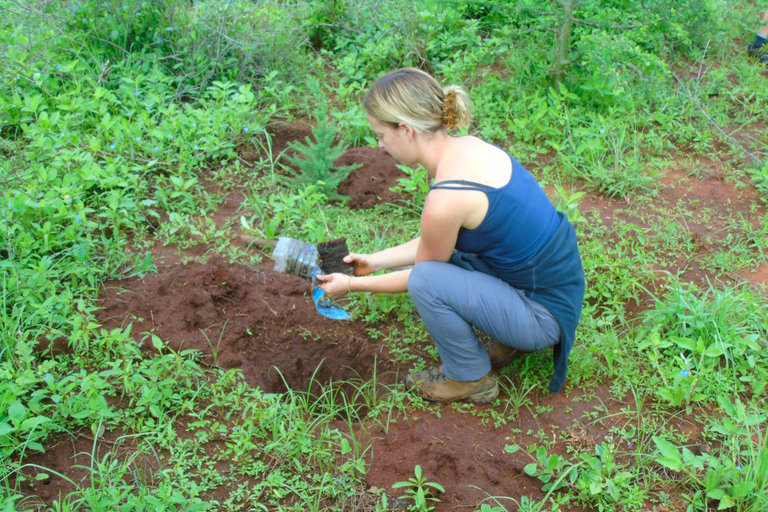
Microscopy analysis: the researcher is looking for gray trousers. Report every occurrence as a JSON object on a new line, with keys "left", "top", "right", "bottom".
{"left": 408, "top": 261, "right": 561, "bottom": 381}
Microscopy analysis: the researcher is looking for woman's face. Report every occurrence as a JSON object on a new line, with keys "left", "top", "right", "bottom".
{"left": 366, "top": 113, "right": 416, "bottom": 165}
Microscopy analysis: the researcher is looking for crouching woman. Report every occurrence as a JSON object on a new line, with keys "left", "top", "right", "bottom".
{"left": 318, "top": 68, "right": 585, "bottom": 402}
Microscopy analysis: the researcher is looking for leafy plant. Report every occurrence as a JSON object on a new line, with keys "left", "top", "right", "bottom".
{"left": 508, "top": 442, "right": 644, "bottom": 512}
{"left": 638, "top": 281, "right": 768, "bottom": 405}
{"left": 392, "top": 465, "right": 445, "bottom": 512}
{"left": 241, "top": 184, "right": 331, "bottom": 242}
{"left": 653, "top": 422, "right": 768, "bottom": 512}
{"left": 390, "top": 164, "right": 431, "bottom": 213}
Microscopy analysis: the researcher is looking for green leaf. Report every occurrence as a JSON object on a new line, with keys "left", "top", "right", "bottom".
{"left": 653, "top": 436, "right": 682, "bottom": 463}
{"left": 524, "top": 463, "right": 538, "bottom": 476}
{"left": 670, "top": 336, "right": 697, "bottom": 352}
{"left": 26, "top": 441, "right": 45, "bottom": 452}
{"left": 427, "top": 482, "right": 445, "bottom": 493}
{"left": 0, "top": 422, "right": 14, "bottom": 437}
{"left": 340, "top": 438, "right": 351, "bottom": 455}
{"left": 504, "top": 444, "right": 520, "bottom": 453}
{"left": 703, "top": 345, "right": 725, "bottom": 358}
{"left": 547, "top": 455, "right": 560, "bottom": 471}
{"left": 707, "top": 489, "right": 726, "bottom": 500}
{"left": 717, "top": 496, "right": 735, "bottom": 510}
{"left": 657, "top": 457, "right": 682, "bottom": 472}
{"left": 657, "top": 388, "right": 676, "bottom": 403}
{"left": 717, "top": 396, "right": 736, "bottom": 416}
{"left": 20, "top": 416, "right": 51, "bottom": 431}
{"left": 8, "top": 403, "right": 27, "bottom": 424}
{"left": 732, "top": 481, "right": 756, "bottom": 498}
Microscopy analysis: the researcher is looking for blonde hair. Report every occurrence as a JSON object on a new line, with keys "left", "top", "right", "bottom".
{"left": 363, "top": 68, "right": 471, "bottom": 133}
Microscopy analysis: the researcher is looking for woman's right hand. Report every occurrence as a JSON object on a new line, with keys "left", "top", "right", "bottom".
{"left": 344, "top": 253, "right": 375, "bottom": 276}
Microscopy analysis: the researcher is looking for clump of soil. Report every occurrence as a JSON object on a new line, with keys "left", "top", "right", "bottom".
{"left": 97, "top": 256, "right": 396, "bottom": 392}
{"left": 318, "top": 238, "right": 355, "bottom": 275}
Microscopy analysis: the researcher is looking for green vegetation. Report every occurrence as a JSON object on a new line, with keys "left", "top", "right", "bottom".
{"left": 392, "top": 465, "right": 446, "bottom": 511}
{"left": 2, "top": 0, "right": 768, "bottom": 510}
{"left": 283, "top": 105, "right": 362, "bottom": 200}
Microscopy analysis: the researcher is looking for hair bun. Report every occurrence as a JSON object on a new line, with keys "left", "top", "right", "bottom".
{"left": 441, "top": 85, "right": 471, "bottom": 130}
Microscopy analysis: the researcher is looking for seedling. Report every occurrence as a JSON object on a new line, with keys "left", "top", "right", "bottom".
{"left": 392, "top": 465, "right": 445, "bottom": 512}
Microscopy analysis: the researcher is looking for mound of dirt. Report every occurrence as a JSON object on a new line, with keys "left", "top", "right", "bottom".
{"left": 97, "top": 256, "right": 396, "bottom": 392}
{"left": 336, "top": 147, "right": 404, "bottom": 209}
{"left": 268, "top": 120, "right": 314, "bottom": 157}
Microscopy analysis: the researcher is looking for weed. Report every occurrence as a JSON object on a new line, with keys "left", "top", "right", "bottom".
{"left": 638, "top": 280, "right": 768, "bottom": 406}
{"left": 390, "top": 164, "right": 431, "bottom": 213}
{"left": 392, "top": 465, "right": 445, "bottom": 512}
{"left": 654, "top": 417, "right": 768, "bottom": 512}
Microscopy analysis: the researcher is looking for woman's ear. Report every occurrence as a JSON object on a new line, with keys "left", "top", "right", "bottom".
{"left": 399, "top": 122, "right": 415, "bottom": 140}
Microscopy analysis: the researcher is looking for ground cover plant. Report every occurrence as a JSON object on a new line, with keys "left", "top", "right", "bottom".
{"left": 2, "top": 0, "right": 768, "bottom": 510}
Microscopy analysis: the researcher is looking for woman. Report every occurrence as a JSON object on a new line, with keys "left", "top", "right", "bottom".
{"left": 317, "top": 68, "right": 585, "bottom": 403}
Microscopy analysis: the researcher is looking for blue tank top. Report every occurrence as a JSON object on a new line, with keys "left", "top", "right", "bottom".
{"left": 430, "top": 153, "right": 560, "bottom": 270}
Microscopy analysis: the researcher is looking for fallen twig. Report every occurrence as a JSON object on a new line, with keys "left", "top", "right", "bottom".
{"left": 672, "top": 72, "right": 765, "bottom": 167}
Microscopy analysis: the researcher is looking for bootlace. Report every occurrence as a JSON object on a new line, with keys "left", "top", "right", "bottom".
{"left": 427, "top": 366, "right": 448, "bottom": 384}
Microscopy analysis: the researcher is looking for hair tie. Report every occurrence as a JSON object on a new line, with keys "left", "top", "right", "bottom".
{"left": 442, "top": 89, "right": 458, "bottom": 130}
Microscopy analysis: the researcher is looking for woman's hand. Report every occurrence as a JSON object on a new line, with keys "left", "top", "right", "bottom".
{"left": 344, "top": 253, "right": 375, "bottom": 276}
{"left": 316, "top": 273, "right": 354, "bottom": 299}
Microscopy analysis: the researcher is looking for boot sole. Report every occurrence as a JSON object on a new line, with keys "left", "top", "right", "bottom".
{"left": 407, "top": 381, "right": 499, "bottom": 404}
{"left": 468, "top": 382, "right": 499, "bottom": 404}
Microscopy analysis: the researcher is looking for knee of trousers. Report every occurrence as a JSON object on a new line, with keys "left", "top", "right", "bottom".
{"left": 408, "top": 261, "right": 446, "bottom": 302}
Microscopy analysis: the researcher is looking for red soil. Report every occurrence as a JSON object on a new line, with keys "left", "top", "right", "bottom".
{"left": 97, "top": 256, "right": 397, "bottom": 393}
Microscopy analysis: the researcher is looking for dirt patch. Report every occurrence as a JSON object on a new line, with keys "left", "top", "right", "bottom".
{"left": 336, "top": 147, "right": 405, "bottom": 209}
{"left": 17, "top": 428, "right": 147, "bottom": 507}
{"left": 365, "top": 384, "right": 706, "bottom": 511}
{"left": 97, "top": 256, "right": 397, "bottom": 393}
{"left": 739, "top": 262, "right": 768, "bottom": 294}
{"left": 657, "top": 164, "right": 759, "bottom": 233}
{"left": 365, "top": 386, "right": 612, "bottom": 511}
{"left": 267, "top": 120, "right": 314, "bottom": 158}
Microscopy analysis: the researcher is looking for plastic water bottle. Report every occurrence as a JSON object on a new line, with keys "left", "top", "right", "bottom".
{"left": 272, "top": 237, "right": 319, "bottom": 280}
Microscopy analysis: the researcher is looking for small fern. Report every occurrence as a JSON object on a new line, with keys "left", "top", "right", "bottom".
{"left": 283, "top": 106, "right": 361, "bottom": 201}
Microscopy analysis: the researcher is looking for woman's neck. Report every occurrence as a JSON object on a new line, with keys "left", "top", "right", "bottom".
{"left": 416, "top": 129, "right": 452, "bottom": 177}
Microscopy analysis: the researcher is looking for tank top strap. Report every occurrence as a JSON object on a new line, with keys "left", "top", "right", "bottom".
{"left": 430, "top": 179, "right": 494, "bottom": 192}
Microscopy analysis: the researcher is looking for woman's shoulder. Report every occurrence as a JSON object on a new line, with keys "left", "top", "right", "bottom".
{"left": 438, "top": 136, "right": 512, "bottom": 184}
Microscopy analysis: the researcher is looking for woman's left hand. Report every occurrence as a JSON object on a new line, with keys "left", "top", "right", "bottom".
{"left": 316, "top": 273, "right": 353, "bottom": 299}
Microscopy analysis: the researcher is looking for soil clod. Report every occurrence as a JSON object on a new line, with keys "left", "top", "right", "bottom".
{"left": 318, "top": 238, "right": 355, "bottom": 275}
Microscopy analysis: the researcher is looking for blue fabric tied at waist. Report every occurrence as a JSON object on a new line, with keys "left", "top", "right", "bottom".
{"left": 447, "top": 211, "right": 585, "bottom": 393}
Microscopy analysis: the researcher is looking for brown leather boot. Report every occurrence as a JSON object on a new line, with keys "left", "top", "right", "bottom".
{"left": 404, "top": 365, "right": 498, "bottom": 403}
{"left": 486, "top": 340, "right": 526, "bottom": 370}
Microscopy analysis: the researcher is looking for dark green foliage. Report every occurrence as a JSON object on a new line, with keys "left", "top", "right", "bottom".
{"left": 283, "top": 107, "right": 361, "bottom": 201}
{"left": 58, "top": 0, "right": 312, "bottom": 98}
